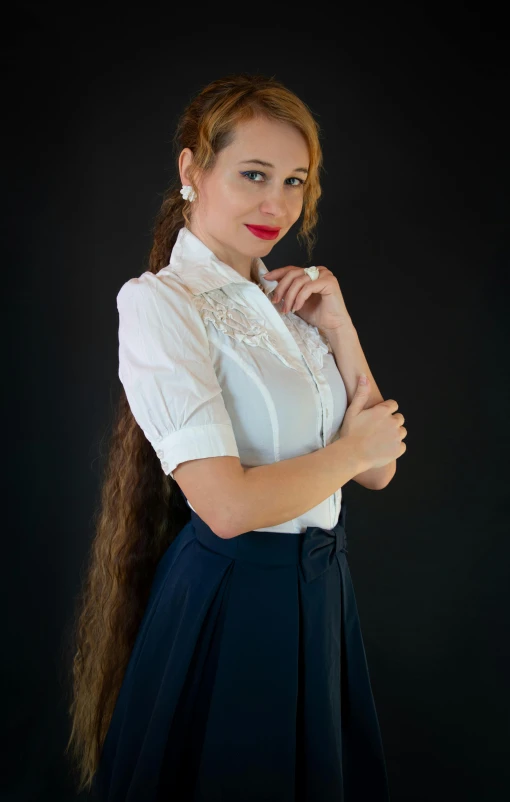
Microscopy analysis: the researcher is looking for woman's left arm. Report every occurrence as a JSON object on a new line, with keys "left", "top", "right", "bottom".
{"left": 264, "top": 262, "right": 398, "bottom": 490}
{"left": 323, "top": 323, "right": 397, "bottom": 491}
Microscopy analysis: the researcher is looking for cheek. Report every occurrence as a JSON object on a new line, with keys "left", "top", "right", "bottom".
{"left": 290, "top": 193, "right": 304, "bottom": 219}
{"left": 222, "top": 177, "right": 257, "bottom": 211}
{"left": 202, "top": 180, "right": 237, "bottom": 217}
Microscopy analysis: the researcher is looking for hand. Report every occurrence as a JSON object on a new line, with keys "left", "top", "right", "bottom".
{"left": 338, "top": 375, "right": 407, "bottom": 471}
{"left": 264, "top": 264, "right": 352, "bottom": 333}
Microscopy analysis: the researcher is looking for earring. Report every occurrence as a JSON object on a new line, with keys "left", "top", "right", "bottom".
{"left": 180, "top": 184, "right": 197, "bottom": 202}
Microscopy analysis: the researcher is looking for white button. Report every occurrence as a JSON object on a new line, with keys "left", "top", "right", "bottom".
{"left": 156, "top": 449, "right": 164, "bottom": 458}
{"left": 161, "top": 461, "right": 169, "bottom": 472}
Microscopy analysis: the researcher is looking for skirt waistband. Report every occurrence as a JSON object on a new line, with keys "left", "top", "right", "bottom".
{"left": 190, "top": 501, "right": 348, "bottom": 583}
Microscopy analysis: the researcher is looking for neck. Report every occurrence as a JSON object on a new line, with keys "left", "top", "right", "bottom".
{"left": 189, "top": 221, "right": 256, "bottom": 282}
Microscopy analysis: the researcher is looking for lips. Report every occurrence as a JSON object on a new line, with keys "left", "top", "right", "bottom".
{"left": 245, "top": 224, "right": 281, "bottom": 241}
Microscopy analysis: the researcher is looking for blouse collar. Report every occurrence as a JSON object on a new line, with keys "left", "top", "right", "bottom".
{"left": 166, "top": 226, "right": 277, "bottom": 296}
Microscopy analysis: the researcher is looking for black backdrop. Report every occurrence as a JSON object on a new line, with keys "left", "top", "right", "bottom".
{"left": 4, "top": 8, "right": 509, "bottom": 801}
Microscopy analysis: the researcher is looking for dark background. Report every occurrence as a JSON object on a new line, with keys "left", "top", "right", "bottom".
{"left": 4, "top": 7, "right": 509, "bottom": 801}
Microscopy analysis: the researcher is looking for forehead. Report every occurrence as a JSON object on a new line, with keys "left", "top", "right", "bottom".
{"left": 221, "top": 115, "right": 309, "bottom": 168}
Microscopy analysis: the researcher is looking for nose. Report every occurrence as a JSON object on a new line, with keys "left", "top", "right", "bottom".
{"left": 258, "top": 184, "right": 288, "bottom": 218}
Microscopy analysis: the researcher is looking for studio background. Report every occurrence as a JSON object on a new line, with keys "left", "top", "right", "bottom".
{"left": 4, "top": 9, "right": 509, "bottom": 802}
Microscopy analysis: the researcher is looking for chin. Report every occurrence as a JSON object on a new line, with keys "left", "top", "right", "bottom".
{"left": 241, "top": 237, "right": 274, "bottom": 253}
{"left": 250, "top": 242, "right": 276, "bottom": 258}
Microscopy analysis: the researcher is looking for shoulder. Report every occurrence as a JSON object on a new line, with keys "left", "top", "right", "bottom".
{"left": 116, "top": 268, "right": 194, "bottom": 313}
{"left": 116, "top": 269, "right": 209, "bottom": 346}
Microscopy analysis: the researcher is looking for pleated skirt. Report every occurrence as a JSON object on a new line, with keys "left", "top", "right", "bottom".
{"left": 93, "top": 501, "right": 390, "bottom": 801}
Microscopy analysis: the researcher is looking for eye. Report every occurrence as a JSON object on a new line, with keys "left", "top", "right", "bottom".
{"left": 240, "top": 170, "right": 265, "bottom": 182}
{"left": 240, "top": 171, "right": 306, "bottom": 187}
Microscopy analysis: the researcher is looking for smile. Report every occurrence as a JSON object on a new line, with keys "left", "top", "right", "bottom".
{"left": 244, "top": 224, "right": 281, "bottom": 240}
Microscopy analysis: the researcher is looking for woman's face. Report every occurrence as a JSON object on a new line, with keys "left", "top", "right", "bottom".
{"left": 179, "top": 115, "right": 310, "bottom": 274}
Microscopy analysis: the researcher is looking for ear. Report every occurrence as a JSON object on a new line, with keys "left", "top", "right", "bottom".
{"left": 178, "top": 148, "right": 194, "bottom": 186}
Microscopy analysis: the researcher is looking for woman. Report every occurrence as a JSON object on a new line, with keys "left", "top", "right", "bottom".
{"left": 66, "top": 72, "right": 406, "bottom": 801}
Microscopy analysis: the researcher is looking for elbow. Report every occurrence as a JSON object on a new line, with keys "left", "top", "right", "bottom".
{"left": 214, "top": 511, "right": 237, "bottom": 539}
{"left": 216, "top": 500, "right": 244, "bottom": 540}
{"left": 375, "top": 462, "right": 397, "bottom": 490}
{"left": 219, "top": 467, "right": 252, "bottom": 538}
{"left": 352, "top": 463, "right": 397, "bottom": 491}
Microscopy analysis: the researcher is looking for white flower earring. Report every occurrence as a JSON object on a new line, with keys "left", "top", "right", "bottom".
{"left": 180, "top": 184, "right": 197, "bottom": 202}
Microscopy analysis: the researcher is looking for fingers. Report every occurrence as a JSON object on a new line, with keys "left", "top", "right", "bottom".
{"left": 272, "top": 271, "right": 313, "bottom": 312}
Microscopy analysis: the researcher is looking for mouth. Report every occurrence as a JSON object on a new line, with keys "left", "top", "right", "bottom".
{"left": 244, "top": 224, "right": 281, "bottom": 241}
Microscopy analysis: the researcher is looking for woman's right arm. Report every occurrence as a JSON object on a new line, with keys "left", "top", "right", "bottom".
{"left": 223, "top": 437, "right": 365, "bottom": 538}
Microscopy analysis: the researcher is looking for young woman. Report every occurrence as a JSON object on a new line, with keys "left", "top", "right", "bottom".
{"left": 66, "top": 72, "right": 406, "bottom": 801}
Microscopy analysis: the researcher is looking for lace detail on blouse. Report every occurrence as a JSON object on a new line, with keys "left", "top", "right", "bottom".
{"left": 192, "top": 285, "right": 333, "bottom": 375}
{"left": 257, "top": 280, "right": 334, "bottom": 373}
{"left": 192, "top": 288, "right": 296, "bottom": 369}
{"left": 282, "top": 313, "right": 333, "bottom": 372}
{"left": 257, "top": 280, "right": 333, "bottom": 372}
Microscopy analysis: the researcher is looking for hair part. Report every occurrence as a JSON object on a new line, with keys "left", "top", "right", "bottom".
{"left": 62, "top": 71, "right": 324, "bottom": 793}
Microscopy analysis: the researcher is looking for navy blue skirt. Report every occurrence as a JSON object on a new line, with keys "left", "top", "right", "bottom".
{"left": 94, "top": 501, "right": 390, "bottom": 801}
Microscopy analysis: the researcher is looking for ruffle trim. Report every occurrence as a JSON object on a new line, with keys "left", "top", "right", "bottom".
{"left": 192, "top": 285, "right": 333, "bottom": 374}
{"left": 281, "top": 312, "right": 333, "bottom": 372}
{"left": 192, "top": 288, "right": 295, "bottom": 369}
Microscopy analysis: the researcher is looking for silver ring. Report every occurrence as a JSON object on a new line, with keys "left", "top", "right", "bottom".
{"left": 303, "top": 265, "right": 320, "bottom": 281}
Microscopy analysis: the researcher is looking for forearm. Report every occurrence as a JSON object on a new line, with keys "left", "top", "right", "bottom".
{"left": 322, "top": 322, "right": 396, "bottom": 490}
{"left": 228, "top": 437, "right": 365, "bottom": 538}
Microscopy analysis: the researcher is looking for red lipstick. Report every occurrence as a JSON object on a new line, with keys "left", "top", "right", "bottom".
{"left": 245, "top": 224, "right": 281, "bottom": 240}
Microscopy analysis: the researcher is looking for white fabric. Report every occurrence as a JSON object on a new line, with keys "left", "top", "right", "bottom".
{"left": 117, "top": 225, "right": 348, "bottom": 533}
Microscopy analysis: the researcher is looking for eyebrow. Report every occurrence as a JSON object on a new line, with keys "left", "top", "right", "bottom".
{"left": 238, "top": 159, "right": 309, "bottom": 175}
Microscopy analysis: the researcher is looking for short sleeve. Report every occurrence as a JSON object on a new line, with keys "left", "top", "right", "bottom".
{"left": 116, "top": 273, "right": 240, "bottom": 479}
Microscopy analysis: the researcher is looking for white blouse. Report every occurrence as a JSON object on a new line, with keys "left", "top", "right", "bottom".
{"left": 117, "top": 226, "right": 348, "bottom": 533}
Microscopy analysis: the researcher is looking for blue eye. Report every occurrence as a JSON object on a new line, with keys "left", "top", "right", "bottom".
{"left": 241, "top": 170, "right": 265, "bottom": 182}
{"left": 240, "top": 170, "right": 305, "bottom": 187}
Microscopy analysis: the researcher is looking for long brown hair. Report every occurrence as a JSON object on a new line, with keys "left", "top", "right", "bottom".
{"left": 63, "top": 71, "right": 324, "bottom": 793}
